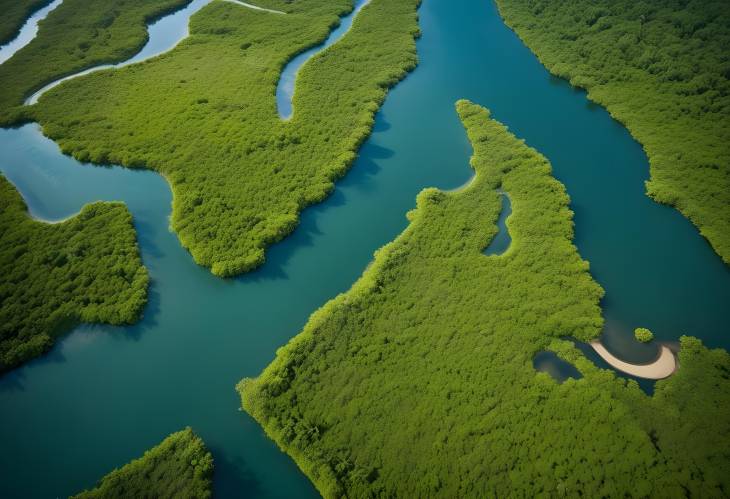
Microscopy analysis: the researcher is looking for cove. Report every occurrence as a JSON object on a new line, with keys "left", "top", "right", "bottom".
{"left": 0, "top": 0, "right": 63, "bottom": 65}
{"left": 1, "top": 1, "right": 729, "bottom": 498}
{"left": 276, "top": 0, "right": 371, "bottom": 119}
{"left": 533, "top": 351, "right": 582, "bottom": 384}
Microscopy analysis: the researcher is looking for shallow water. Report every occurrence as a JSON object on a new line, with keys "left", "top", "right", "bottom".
{"left": 25, "top": 0, "right": 214, "bottom": 105}
{"left": 275, "top": 0, "right": 371, "bottom": 119}
{"left": 0, "top": 0, "right": 63, "bottom": 65}
{"left": 1, "top": 0, "right": 729, "bottom": 497}
{"left": 533, "top": 351, "right": 582, "bottom": 383}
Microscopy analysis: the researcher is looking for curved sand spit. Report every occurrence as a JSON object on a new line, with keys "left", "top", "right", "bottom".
{"left": 590, "top": 341, "right": 676, "bottom": 380}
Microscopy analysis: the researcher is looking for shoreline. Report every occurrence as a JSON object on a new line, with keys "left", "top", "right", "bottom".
{"left": 590, "top": 341, "right": 677, "bottom": 380}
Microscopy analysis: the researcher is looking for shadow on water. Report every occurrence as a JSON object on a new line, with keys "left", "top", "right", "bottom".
{"left": 483, "top": 192, "right": 511, "bottom": 256}
{"left": 210, "top": 445, "right": 263, "bottom": 498}
{"left": 533, "top": 351, "right": 582, "bottom": 384}
{"left": 1, "top": 0, "right": 729, "bottom": 498}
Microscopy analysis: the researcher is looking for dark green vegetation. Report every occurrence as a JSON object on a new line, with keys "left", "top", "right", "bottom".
{"left": 495, "top": 0, "right": 730, "bottom": 264}
{"left": 19, "top": 0, "right": 421, "bottom": 276}
{"left": 240, "top": 101, "right": 730, "bottom": 497}
{"left": 0, "top": 0, "right": 51, "bottom": 45}
{"left": 0, "top": 0, "right": 189, "bottom": 114}
{"left": 0, "top": 175, "right": 148, "bottom": 371}
{"left": 72, "top": 428, "right": 213, "bottom": 499}
{"left": 635, "top": 327, "right": 654, "bottom": 343}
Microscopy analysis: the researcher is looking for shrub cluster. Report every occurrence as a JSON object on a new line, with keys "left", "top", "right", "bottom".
{"left": 0, "top": 175, "right": 148, "bottom": 371}
{"left": 15, "top": 0, "right": 421, "bottom": 276}
{"left": 634, "top": 327, "right": 654, "bottom": 343}
{"left": 72, "top": 428, "right": 213, "bottom": 498}
{"left": 239, "top": 102, "right": 730, "bottom": 497}
{"left": 495, "top": 0, "right": 730, "bottom": 264}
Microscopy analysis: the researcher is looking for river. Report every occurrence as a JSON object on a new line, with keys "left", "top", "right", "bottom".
{"left": 1, "top": 0, "right": 728, "bottom": 497}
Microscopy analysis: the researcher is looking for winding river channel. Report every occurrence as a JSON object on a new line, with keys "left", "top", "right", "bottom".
{"left": 1, "top": 0, "right": 729, "bottom": 497}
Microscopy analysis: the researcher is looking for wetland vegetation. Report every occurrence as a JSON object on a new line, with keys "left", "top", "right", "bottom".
{"left": 635, "top": 327, "right": 654, "bottom": 343}
{"left": 495, "top": 0, "right": 730, "bottom": 264}
{"left": 0, "top": 175, "right": 148, "bottom": 371}
{"left": 0, "top": 0, "right": 52, "bottom": 45}
{"left": 18, "top": 0, "right": 421, "bottom": 277}
{"left": 240, "top": 101, "right": 730, "bottom": 497}
{"left": 0, "top": 0, "right": 189, "bottom": 115}
{"left": 72, "top": 428, "right": 213, "bottom": 499}
{"left": 1, "top": 0, "right": 729, "bottom": 496}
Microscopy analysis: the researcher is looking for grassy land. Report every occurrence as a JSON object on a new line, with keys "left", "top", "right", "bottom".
{"left": 0, "top": 175, "right": 148, "bottom": 371}
{"left": 0, "top": 0, "right": 190, "bottom": 113}
{"left": 0, "top": 0, "right": 52, "bottom": 45}
{"left": 495, "top": 0, "right": 730, "bottom": 264}
{"left": 72, "top": 428, "right": 213, "bottom": 498}
{"left": 20, "top": 0, "right": 421, "bottom": 276}
{"left": 239, "top": 101, "right": 730, "bottom": 497}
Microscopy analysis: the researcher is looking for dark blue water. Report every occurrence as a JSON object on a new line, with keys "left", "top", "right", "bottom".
{"left": 484, "top": 192, "right": 511, "bottom": 256}
{"left": 1, "top": 0, "right": 728, "bottom": 497}
{"left": 533, "top": 351, "right": 582, "bottom": 383}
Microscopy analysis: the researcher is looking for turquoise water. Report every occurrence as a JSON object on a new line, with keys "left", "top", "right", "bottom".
{"left": 1, "top": 0, "right": 729, "bottom": 497}
{"left": 276, "top": 0, "right": 371, "bottom": 119}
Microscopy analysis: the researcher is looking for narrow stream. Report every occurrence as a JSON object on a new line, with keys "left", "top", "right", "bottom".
{"left": 25, "top": 0, "right": 214, "bottom": 105}
{"left": 0, "top": 0, "right": 63, "bottom": 65}
{"left": 1, "top": 0, "right": 729, "bottom": 497}
{"left": 275, "top": 0, "right": 371, "bottom": 119}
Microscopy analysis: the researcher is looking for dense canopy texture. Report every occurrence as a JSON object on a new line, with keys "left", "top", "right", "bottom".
{"left": 0, "top": 0, "right": 190, "bottom": 113}
{"left": 13, "top": 0, "right": 421, "bottom": 276}
{"left": 495, "top": 0, "right": 730, "bottom": 264}
{"left": 0, "top": 175, "right": 148, "bottom": 371}
{"left": 72, "top": 428, "right": 213, "bottom": 498}
{"left": 240, "top": 101, "right": 730, "bottom": 497}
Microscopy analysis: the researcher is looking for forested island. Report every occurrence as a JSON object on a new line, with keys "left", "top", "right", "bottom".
{"left": 495, "top": 0, "right": 730, "bottom": 263}
{"left": 240, "top": 101, "right": 730, "bottom": 497}
{"left": 0, "top": 175, "right": 148, "bottom": 371}
{"left": 1, "top": 0, "right": 729, "bottom": 496}
{"left": 72, "top": 428, "right": 213, "bottom": 498}
{"left": 7, "top": 0, "right": 422, "bottom": 277}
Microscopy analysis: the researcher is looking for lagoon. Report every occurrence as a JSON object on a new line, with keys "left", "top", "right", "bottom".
{"left": 1, "top": 0, "right": 729, "bottom": 497}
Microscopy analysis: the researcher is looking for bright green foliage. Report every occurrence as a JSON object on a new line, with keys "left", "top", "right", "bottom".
{"left": 0, "top": 175, "right": 148, "bottom": 371}
{"left": 0, "top": 0, "right": 189, "bottom": 113}
{"left": 635, "top": 327, "right": 654, "bottom": 343}
{"left": 72, "top": 427, "right": 213, "bottom": 499}
{"left": 21, "top": 0, "right": 421, "bottom": 276}
{"left": 495, "top": 0, "right": 730, "bottom": 264}
{"left": 239, "top": 102, "right": 730, "bottom": 497}
{"left": 0, "top": 0, "right": 51, "bottom": 45}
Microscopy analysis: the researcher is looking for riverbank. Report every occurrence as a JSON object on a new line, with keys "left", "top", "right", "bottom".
{"left": 27, "top": 0, "right": 422, "bottom": 277}
{"left": 494, "top": 0, "right": 730, "bottom": 265}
